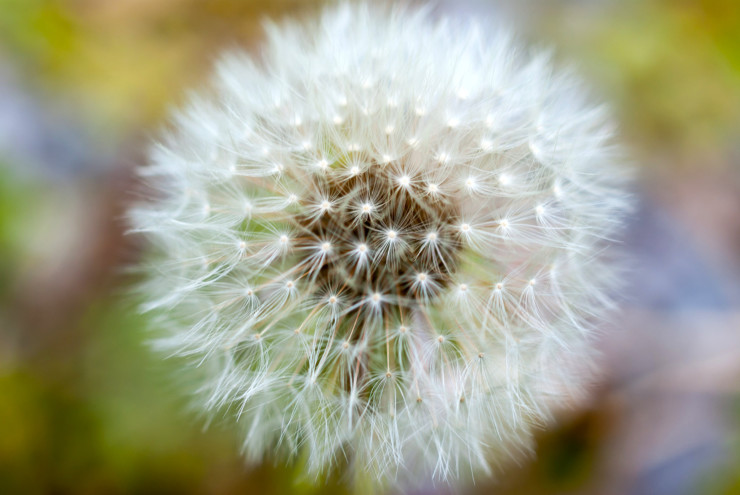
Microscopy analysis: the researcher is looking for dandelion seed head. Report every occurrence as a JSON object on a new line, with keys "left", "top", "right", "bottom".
{"left": 130, "top": 3, "right": 630, "bottom": 490}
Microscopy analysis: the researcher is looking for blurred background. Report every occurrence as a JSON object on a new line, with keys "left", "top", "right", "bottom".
{"left": 0, "top": 0, "right": 739, "bottom": 494}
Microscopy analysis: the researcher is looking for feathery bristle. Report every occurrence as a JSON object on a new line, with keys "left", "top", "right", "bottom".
{"left": 130, "top": 3, "right": 630, "bottom": 490}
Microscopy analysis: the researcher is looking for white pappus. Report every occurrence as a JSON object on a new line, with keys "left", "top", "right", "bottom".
{"left": 129, "top": 2, "right": 630, "bottom": 490}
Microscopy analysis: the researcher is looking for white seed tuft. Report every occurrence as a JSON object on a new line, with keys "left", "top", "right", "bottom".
{"left": 130, "top": 3, "right": 630, "bottom": 491}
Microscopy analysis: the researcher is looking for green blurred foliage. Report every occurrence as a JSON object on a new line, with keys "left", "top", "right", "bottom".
{"left": 0, "top": 167, "right": 35, "bottom": 299}
{"left": 536, "top": 0, "right": 740, "bottom": 163}
{"left": 0, "top": 0, "right": 320, "bottom": 129}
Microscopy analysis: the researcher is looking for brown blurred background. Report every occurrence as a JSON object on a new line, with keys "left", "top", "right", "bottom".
{"left": 0, "top": 0, "right": 739, "bottom": 494}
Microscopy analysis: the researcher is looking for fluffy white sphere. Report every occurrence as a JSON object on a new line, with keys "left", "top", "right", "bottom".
{"left": 130, "top": 3, "right": 629, "bottom": 489}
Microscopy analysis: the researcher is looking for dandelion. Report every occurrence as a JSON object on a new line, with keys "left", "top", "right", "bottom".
{"left": 129, "top": 3, "right": 630, "bottom": 490}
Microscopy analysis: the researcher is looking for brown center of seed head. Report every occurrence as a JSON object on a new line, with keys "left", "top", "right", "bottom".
{"left": 296, "top": 163, "right": 463, "bottom": 307}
